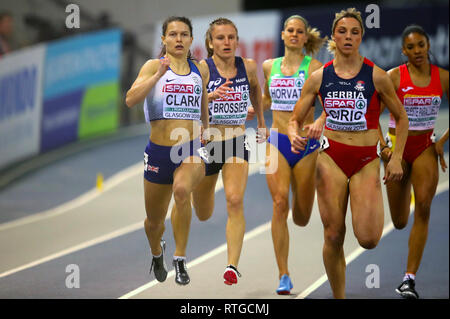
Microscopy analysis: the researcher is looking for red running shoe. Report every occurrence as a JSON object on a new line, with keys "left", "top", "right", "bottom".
{"left": 223, "top": 265, "right": 241, "bottom": 285}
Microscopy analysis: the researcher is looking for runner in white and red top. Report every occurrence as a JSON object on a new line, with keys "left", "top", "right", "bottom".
{"left": 378, "top": 24, "right": 449, "bottom": 299}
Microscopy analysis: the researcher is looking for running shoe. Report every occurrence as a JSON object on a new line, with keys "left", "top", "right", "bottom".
{"left": 276, "top": 274, "right": 293, "bottom": 295}
{"left": 223, "top": 265, "right": 241, "bottom": 285}
{"left": 396, "top": 278, "right": 419, "bottom": 299}
{"left": 149, "top": 239, "right": 167, "bottom": 282}
{"left": 173, "top": 258, "right": 190, "bottom": 285}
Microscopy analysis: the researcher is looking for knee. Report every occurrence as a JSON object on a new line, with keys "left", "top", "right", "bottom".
{"left": 195, "top": 207, "right": 213, "bottom": 221}
{"left": 292, "top": 208, "right": 311, "bottom": 227}
{"left": 273, "top": 194, "right": 290, "bottom": 217}
{"left": 173, "top": 183, "right": 190, "bottom": 205}
{"left": 414, "top": 199, "right": 432, "bottom": 223}
{"left": 393, "top": 219, "right": 408, "bottom": 230}
{"left": 357, "top": 237, "right": 379, "bottom": 250}
{"left": 324, "top": 228, "right": 345, "bottom": 248}
{"left": 144, "top": 217, "right": 164, "bottom": 232}
{"left": 226, "top": 193, "right": 244, "bottom": 213}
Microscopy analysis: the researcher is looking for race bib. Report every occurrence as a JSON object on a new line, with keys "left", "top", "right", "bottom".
{"left": 324, "top": 96, "right": 368, "bottom": 131}
{"left": 162, "top": 83, "right": 202, "bottom": 120}
{"left": 210, "top": 91, "right": 249, "bottom": 125}
{"left": 270, "top": 74, "right": 305, "bottom": 112}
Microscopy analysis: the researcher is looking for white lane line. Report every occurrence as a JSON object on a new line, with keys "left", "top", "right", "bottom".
{"left": 119, "top": 212, "right": 275, "bottom": 299}
{"left": 0, "top": 162, "right": 263, "bottom": 279}
{"left": 296, "top": 180, "right": 449, "bottom": 299}
{"left": 0, "top": 162, "right": 143, "bottom": 232}
{"left": 0, "top": 222, "right": 142, "bottom": 279}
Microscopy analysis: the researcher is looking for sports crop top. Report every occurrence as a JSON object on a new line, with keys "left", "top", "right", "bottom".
{"left": 268, "top": 55, "right": 311, "bottom": 112}
{"left": 389, "top": 63, "right": 443, "bottom": 130}
{"left": 319, "top": 58, "right": 380, "bottom": 131}
{"left": 144, "top": 59, "right": 203, "bottom": 122}
{"left": 205, "top": 56, "right": 250, "bottom": 125}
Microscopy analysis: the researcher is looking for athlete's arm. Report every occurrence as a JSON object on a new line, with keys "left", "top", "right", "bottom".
{"left": 196, "top": 61, "right": 210, "bottom": 141}
{"left": 126, "top": 58, "right": 169, "bottom": 107}
{"left": 435, "top": 128, "right": 449, "bottom": 172}
{"left": 288, "top": 67, "right": 322, "bottom": 153}
{"left": 305, "top": 110, "right": 327, "bottom": 140}
{"left": 378, "top": 67, "right": 401, "bottom": 162}
{"left": 261, "top": 59, "right": 274, "bottom": 112}
{"left": 199, "top": 60, "right": 233, "bottom": 103}
{"left": 373, "top": 65, "right": 408, "bottom": 183}
{"left": 303, "top": 59, "right": 325, "bottom": 140}
{"left": 436, "top": 68, "right": 449, "bottom": 172}
{"left": 245, "top": 58, "right": 268, "bottom": 141}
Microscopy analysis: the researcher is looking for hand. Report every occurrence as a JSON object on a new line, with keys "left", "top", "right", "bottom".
{"left": 380, "top": 146, "right": 393, "bottom": 163}
{"left": 246, "top": 106, "right": 256, "bottom": 121}
{"left": 289, "top": 134, "right": 308, "bottom": 154}
{"left": 211, "top": 78, "right": 234, "bottom": 100}
{"left": 384, "top": 157, "right": 403, "bottom": 184}
{"left": 304, "top": 120, "right": 324, "bottom": 140}
{"left": 256, "top": 126, "right": 269, "bottom": 144}
{"left": 201, "top": 126, "right": 211, "bottom": 145}
{"left": 156, "top": 57, "right": 170, "bottom": 77}
{"left": 435, "top": 141, "right": 447, "bottom": 172}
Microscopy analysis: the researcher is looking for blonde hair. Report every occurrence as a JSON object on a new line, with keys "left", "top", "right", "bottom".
{"left": 283, "top": 15, "right": 327, "bottom": 56}
{"left": 327, "top": 8, "right": 365, "bottom": 54}
{"left": 205, "top": 17, "right": 239, "bottom": 58}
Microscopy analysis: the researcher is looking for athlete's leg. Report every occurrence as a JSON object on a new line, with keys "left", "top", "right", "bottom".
{"left": 171, "top": 157, "right": 205, "bottom": 257}
{"left": 221, "top": 159, "right": 249, "bottom": 268}
{"left": 291, "top": 150, "right": 318, "bottom": 227}
{"left": 384, "top": 159, "right": 412, "bottom": 229}
{"left": 316, "top": 152, "right": 349, "bottom": 299}
{"left": 349, "top": 159, "right": 384, "bottom": 250}
{"left": 192, "top": 173, "right": 220, "bottom": 221}
{"left": 265, "top": 142, "right": 292, "bottom": 278}
{"left": 143, "top": 180, "right": 173, "bottom": 255}
{"left": 407, "top": 146, "right": 439, "bottom": 274}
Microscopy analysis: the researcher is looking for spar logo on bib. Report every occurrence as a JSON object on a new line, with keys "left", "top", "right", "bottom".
{"left": 271, "top": 78, "right": 295, "bottom": 88}
{"left": 404, "top": 95, "right": 441, "bottom": 107}
{"left": 163, "top": 83, "right": 193, "bottom": 93}
{"left": 217, "top": 92, "right": 242, "bottom": 102}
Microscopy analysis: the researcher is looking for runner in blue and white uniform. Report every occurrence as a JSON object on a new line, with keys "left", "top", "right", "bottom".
{"left": 125, "top": 16, "right": 209, "bottom": 286}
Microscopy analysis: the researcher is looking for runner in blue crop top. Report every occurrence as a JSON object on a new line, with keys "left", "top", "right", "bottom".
{"left": 171, "top": 18, "right": 268, "bottom": 286}
{"left": 287, "top": 9, "right": 408, "bottom": 299}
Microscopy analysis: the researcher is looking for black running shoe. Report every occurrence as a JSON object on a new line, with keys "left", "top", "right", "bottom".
{"left": 396, "top": 279, "right": 419, "bottom": 299}
{"left": 173, "top": 258, "right": 190, "bottom": 285}
{"left": 149, "top": 239, "right": 167, "bottom": 282}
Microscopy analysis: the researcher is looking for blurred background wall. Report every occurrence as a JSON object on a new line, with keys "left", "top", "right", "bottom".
{"left": 0, "top": 0, "right": 448, "bottom": 172}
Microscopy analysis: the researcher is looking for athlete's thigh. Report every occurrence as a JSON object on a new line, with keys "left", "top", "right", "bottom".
{"left": 144, "top": 178, "right": 173, "bottom": 222}
{"left": 173, "top": 156, "right": 206, "bottom": 191}
{"left": 291, "top": 150, "right": 318, "bottom": 209}
{"left": 383, "top": 159, "right": 412, "bottom": 225}
{"left": 192, "top": 173, "right": 219, "bottom": 217}
{"left": 315, "top": 152, "right": 349, "bottom": 230}
{"left": 410, "top": 146, "right": 439, "bottom": 204}
{"left": 265, "top": 142, "right": 291, "bottom": 200}
{"left": 349, "top": 159, "right": 384, "bottom": 239}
